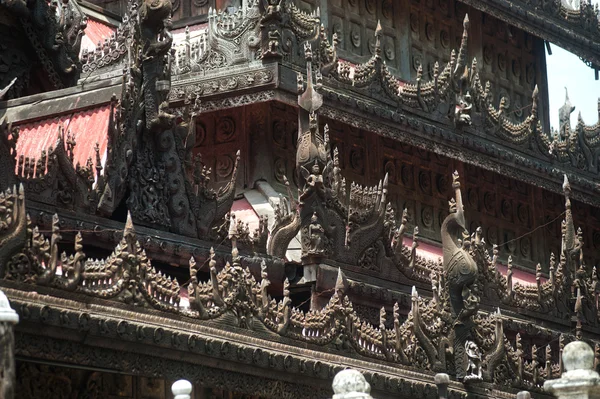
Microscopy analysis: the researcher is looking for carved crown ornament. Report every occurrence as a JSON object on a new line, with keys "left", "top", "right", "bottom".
{"left": 0, "top": 171, "right": 599, "bottom": 391}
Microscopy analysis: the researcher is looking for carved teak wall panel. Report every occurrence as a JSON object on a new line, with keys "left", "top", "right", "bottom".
{"left": 3, "top": 0, "right": 600, "bottom": 397}
{"left": 300, "top": 0, "right": 548, "bottom": 129}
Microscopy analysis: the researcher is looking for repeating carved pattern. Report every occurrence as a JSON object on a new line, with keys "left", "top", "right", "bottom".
{"left": 1, "top": 177, "right": 598, "bottom": 392}
{"left": 4, "top": 0, "right": 600, "bottom": 397}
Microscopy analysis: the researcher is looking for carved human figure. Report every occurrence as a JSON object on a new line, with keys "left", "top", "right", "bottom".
{"left": 301, "top": 162, "right": 324, "bottom": 192}
{"left": 456, "top": 92, "right": 472, "bottom": 126}
{"left": 464, "top": 340, "right": 482, "bottom": 382}
{"left": 306, "top": 212, "right": 326, "bottom": 256}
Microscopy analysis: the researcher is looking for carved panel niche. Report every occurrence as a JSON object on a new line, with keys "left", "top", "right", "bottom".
{"left": 325, "top": 0, "right": 404, "bottom": 73}
{"left": 194, "top": 108, "right": 244, "bottom": 189}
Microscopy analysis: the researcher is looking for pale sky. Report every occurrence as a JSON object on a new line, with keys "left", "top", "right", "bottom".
{"left": 546, "top": 34, "right": 600, "bottom": 132}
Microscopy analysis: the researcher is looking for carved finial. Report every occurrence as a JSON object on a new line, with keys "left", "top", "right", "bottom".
{"left": 452, "top": 170, "right": 460, "bottom": 188}
{"left": 261, "top": 259, "right": 268, "bottom": 279}
{"left": 209, "top": 247, "right": 216, "bottom": 268}
{"left": 283, "top": 278, "right": 290, "bottom": 297}
{"left": 304, "top": 41, "right": 313, "bottom": 61}
{"left": 463, "top": 14, "right": 470, "bottom": 29}
{"left": 575, "top": 319, "right": 583, "bottom": 340}
{"left": 379, "top": 306, "right": 386, "bottom": 328}
{"left": 124, "top": 211, "right": 135, "bottom": 240}
{"left": 298, "top": 43, "right": 323, "bottom": 113}
{"left": 335, "top": 268, "right": 348, "bottom": 296}
{"left": 563, "top": 174, "right": 571, "bottom": 196}
{"left": 189, "top": 256, "right": 197, "bottom": 274}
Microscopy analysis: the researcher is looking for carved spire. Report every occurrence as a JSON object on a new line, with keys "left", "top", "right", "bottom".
{"left": 334, "top": 268, "right": 348, "bottom": 297}
{"left": 298, "top": 43, "right": 323, "bottom": 113}
{"left": 374, "top": 20, "right": 382, "bottom": 58}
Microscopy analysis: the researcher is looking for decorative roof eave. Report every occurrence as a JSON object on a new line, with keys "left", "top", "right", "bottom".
{"left": 169, "top": 62, "right": 278, "bottom": 103}
{"left": 1, "top": 284, "right": 519, "bottom": 399}
{"left": 169, "top": 81, "right": 600, "bottom": 210}
{"left": 457, "top": 0, "right": 600, "bottom": 71}
{"left": 1, "top": 166, "right": 598, "bottom": 389}
{"left": 0, "top": 77, "right": 121, "bottom": 124}
{"left": 318, "top": 15, "right": 471, "bottom": 113}
{"left": 312, "top": 91, "right": 600, "bottom": 208}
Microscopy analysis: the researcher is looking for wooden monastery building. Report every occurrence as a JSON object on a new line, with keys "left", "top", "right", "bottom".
{"left": 0, "top": 0, "right": 600, "bottom": 397}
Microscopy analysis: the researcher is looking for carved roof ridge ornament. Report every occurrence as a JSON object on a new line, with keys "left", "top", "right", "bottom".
{"left": 0, "top": 78, "right": 17, "bottom": 101}
{"left": 298, "top": 43, "right": 323, "bottom": 113}
{"left": 267, "top": 44, "right": 432, "bottom": 274}
{"left": 89, "top": 3, "right": 241, "bottom": 240}
{"left": 441, "top": 171, "right": 482, "bottom": 382}
{"left": 463, "top": 169, "right": 600, "bottom": 327}
{"left": 81, "top": 7, "right": 135, "bottom": 75}
{"left": 1, "top": 185, "right": 596, "bottom": 390}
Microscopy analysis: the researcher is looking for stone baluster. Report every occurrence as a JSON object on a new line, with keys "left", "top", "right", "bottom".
{"left": 544, "top": 341, "right": 600, "bottom": 399}
{"left": 332, "top": 369, "right": 373, "bottom": 399}
{"left": 0, "top": 289, "right": 19, "bottom": 399}
{"left": 434, "top": 373, "right": 450, "bottom": 399}
{"left": 172, "top": 379, "right": 193, "bottom": 399}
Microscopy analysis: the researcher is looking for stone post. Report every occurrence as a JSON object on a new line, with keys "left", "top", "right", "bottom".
{"left": 435, "top": 373, "right": 450, "bottom": 399}
{"left": 171, "top": 379, "right": 193, "bottom": 399}
{"left": 0, "top": 289, "right": 19, "bottom": 399}
{"left": 544, "top": 341, "right": 600, "bottom": 399}
{"left": 332, "top": 369, "right": 373, "bottom": 399}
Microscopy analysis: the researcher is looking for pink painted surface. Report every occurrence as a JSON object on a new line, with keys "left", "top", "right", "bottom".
{"left": 85, "top": 19, "right": 116, "bottom": 48}
{"left": 231, "top": 198, "right": 260, "bottom": 233}
{"left": 15, "top": 105, "right": 111, "bottom": 175}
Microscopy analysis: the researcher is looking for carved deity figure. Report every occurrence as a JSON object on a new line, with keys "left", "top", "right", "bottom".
{"left": 441, "top": 171, "right": 480, "bottom": 382}
{"left": 455, "top": 66, "right": 472, "bottom": 126}
{"left": 464, "top": 340, "right": 482, "bottom": 382}
{"left": 306, "top": 212, "right": 326, "bottom": 257}
{"left": 300, "top": 161, "right": 324, "bottom": 193}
